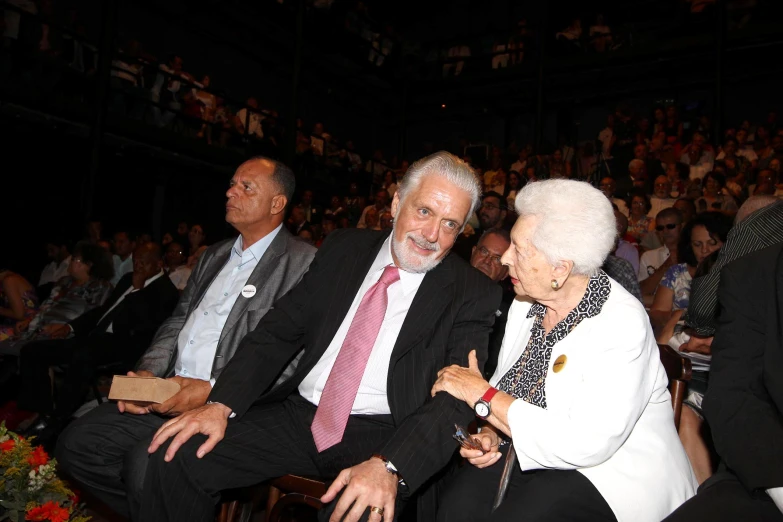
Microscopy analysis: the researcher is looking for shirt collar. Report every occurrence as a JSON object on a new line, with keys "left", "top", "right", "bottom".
{"left": 526, "top": 270, "right": 612, "bottom": 320}
{"left": 371, "top": 236, "right": 425, "bottom": 297}
{"left": 231, "top": 223, "right": 283, "bottom": 266}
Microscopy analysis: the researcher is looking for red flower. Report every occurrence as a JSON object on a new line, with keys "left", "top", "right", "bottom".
{"left": 27, "top": 446, "right": 50, "bottom": 468}
{"left": 0, "top": 438, "right": 15, "bottom": 452}
{"left": 25, "top": 501, "right": 70, "bottom": 522}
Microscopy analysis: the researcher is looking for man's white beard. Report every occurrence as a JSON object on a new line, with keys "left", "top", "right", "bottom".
{"left": 391, "top": 231, "right": 443, "bottom": 274}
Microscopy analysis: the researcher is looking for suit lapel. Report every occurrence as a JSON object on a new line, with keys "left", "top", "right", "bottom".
{"left": 390, "top": 255, "right": 455, "bottom": 364}
{"left": 218, "top": 229, "right": 289, "bottom": 344}
{"left": 190, "top": 242, "right": 232, "bottom": 314}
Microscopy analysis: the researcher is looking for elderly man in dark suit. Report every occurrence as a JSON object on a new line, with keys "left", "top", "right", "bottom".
{"left": 138, "top": 151, "right": 501, "bottom": 522}
{"left": 55, "top": 157, "right": 316, "bottom": 520}
{"left": 664, "top": 241, "right": 783, "bottom": 522}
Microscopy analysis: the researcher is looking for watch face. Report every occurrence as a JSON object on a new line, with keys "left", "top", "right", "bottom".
{"left": 475, "top": 401, "right": 489, "bottom": 418}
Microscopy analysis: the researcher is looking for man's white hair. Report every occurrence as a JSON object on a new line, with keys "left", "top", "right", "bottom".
{"left": 396, "top": 151, "right": 482, "bottom": 226}
{"left": 514, "top": 179, "right": 616, "bottom": 276}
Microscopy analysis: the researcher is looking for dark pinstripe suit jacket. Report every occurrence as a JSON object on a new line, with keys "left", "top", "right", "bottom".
{"left": 210, "top": 228, "right": 501, "bottom": 494}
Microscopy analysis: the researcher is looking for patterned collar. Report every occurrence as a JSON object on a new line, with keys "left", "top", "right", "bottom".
{"left": 526, "top": 270, "right": 612, "bottom": 321}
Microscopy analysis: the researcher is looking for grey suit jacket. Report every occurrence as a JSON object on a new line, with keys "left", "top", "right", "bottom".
{"left": 135, "top": 227, "right": 316, "bottom": 382}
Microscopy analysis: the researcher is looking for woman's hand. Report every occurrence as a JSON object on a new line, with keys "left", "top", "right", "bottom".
{"left": 461, "top": 430, "right": 504, "bottom": 469}
{"left": 680, "top": 335, "right": 713, "bottom": 355}
{"left": 431, "top": 350, "right": 489, "bottom": 408}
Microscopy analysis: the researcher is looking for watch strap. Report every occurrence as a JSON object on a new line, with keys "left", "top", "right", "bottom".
{"left": 481, "top": 386, "right": 499, "bottom": 404}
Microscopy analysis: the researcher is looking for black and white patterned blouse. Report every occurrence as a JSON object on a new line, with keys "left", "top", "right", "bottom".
{"left": 496, "top": 271, "right": 612, "bottom": 409}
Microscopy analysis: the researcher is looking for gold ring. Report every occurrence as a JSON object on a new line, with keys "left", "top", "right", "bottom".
{"left": 370, "top": 506, "right": 385, "bottom": 516}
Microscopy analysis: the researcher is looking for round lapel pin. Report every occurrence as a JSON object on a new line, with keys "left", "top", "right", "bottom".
{"left": 241, "top": 285, "right": 257, "bottom": 298}
{"left": 552, "top": 354, "right": 567, "bottom": 373}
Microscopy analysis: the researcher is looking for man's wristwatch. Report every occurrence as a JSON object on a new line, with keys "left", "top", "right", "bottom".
{"left": 371, "top": 453, "right": 406, "bottom": 487}
{"left": 474, "top": 387, "right": 499, "bottom": 419}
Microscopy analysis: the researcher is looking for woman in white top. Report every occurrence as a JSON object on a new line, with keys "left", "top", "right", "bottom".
{"left": 433, "top": 179, "right": 696, "bottom": 522}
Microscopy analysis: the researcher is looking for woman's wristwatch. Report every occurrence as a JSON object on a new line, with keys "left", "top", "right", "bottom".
{"left": 474, "top": 386, "right": 499, "bottom": 419}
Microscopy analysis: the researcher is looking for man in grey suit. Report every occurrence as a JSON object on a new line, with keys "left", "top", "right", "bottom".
{"left": 55, "top": 157, "right": 316, "bottom": 519}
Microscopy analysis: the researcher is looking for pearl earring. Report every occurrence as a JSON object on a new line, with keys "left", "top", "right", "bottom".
{"left": 551, "top": 279, "right": 559, "bottom": 289}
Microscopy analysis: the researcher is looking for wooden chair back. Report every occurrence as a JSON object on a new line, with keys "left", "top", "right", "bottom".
{"left": 657, "top": 343, "right": 692, "bottom": 431}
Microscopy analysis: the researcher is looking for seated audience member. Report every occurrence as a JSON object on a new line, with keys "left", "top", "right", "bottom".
{"left": 627, "top": 191, "right": 653, "bottom": 243}
{"left": 111, "top": 231, "right": 136, "bottom": 286}
{"left": 674, "top": 197, "right": 697, "bottom": 224}
{"left": 316, "top": 216, "right": 337, "bottom": 248}
{"left": 297, "top": 228, "right": 315, "bottom": 246}
{"left": 131, "top": 152, "right": 500, "bottom": 522}
{"left": 639, "top": 208, "right": 684, "bottom": 304}
{"left": 382, "top": 170, "right": 398, "bottom": 199}
{"left": 648, "top": 175, "right": 676, "bottom": 218}
{"left": 164, "top": 242, "right": 191, "bottom": 291}
{"left": 684, "top": 197, "right": 783, "bottom": 341}
{"left": 85, "top": 220, "right": 104, "bottom": 244}
{"left": 379, "top": 211, "right": 393, "bottom": 231}
{"left": 56, "top": 158, "right": 316, "bottom": 520}
{"left": 186, "top": 224, "right": 209, "bottom": 269}
{"left": 356, "top": 188, "right": 391, "bottom": 229}
{"left": 38, "top": 239, "right": 71, "bottom": 290}
{"left": 434, "top": 179, "right": 696, "bottom": 522}
{"left": 453, "top": 191, "right": 507, "bottom": 260}
{"left": 287, "top": 204, "right": 311, "bottom": 235}
{"left": 600, "top": 177, "right": 630, "bottom": 217}
{"left": 602, "top": 254, "right": 643, "bottom": 302}
{"left": 299, "top": 189, "right": 323, "bottom": 225}
{"left": 469, "top": 229, "right": 512, "bottom": 378}
{"left": 17, "top": 243, "right": 179, "bottom": 442}
{"left": 695, "top": 171, "right": 738, "bottom": 215}
{"left": 363, "top": 206, "right": 381, "bottom": 230}
{"left": 679, "top": 133, "right": 714, "bottom": 181}
{"left": 0, "top": 241, "right": 113, "bottom": 357}
{"left": 613, "top": 210, "right": 639, "bottom": 274}
{"left": 324, "top": 195, "right": 346, "bottom": 220}
{"left": 0, "top": 270, "right": 38, "bottom": 342}
{"left": 663, "top": 242, "right": 783, "bottom": 522}
{"left": 651, "top": 213, "right": 730, "bottom": 335}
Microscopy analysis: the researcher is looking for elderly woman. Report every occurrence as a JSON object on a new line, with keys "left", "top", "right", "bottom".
{"left": 0, "top": 241, "right": 113, "bottom": 357}
{"left": 433, "top": 179, "right": 696, "bottom": 522}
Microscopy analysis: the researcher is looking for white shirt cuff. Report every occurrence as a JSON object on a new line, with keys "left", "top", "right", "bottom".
{"left": 766, "top": 488, "right": 783, "bottom": 514}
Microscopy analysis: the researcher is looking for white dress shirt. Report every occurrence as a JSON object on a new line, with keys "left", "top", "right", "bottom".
{"left": 298, "top": 237, "right": 425, "bottom": 415}
{"left": 638, "top": 245, "right": 670, "bottom": 281}
{"left": 112, "top": 254, "right": 134, "bottom": 286}
{"left": 175, "top": 226, "right": 281, "bottom": 384}
{"left": 100, "top": 270, "right": 165, "bottom": 333}
{"left": 39, "top": 256, "right": 71, "bottom": 286}
{"left": 647, "top": 196, "right": 676, "bottom": 219}
{"left": 168, "top": 264, "right": 192, "bottom": 291}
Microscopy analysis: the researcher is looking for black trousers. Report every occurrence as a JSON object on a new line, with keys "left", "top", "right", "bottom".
{"left": 663, "top": 469, "right": 783, "bottom": 522}
{"left": 18, "top": 333, "right": 138, "bottom": 418}
{"left": 56, "top": 401, "right": 167, "bottom": 519}
{"left": 135, "top": 394, "right": 399, "bottom": 522}
{"left": 436, "top": 446, "right": 617, "bottom": 522}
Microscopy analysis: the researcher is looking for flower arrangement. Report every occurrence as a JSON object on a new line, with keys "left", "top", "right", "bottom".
{"left": 0, "top": 423, "right": 89, "bottom": 522}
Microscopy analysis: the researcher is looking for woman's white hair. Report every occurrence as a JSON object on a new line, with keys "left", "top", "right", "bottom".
{"left": 396, "top": 151, "right": 482, "bottom": 226}
{"left": 514, "top": 179, "right": 616, "bottom": 276}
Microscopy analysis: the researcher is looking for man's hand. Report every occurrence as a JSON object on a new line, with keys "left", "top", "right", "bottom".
{"left": 147, "top": 402, "right": 231, "bottom": 462}
{"left": 41, "top": 323, "right": 70, "bottom": 339}
{"left": 118, "top": 371, "right": 155, "bottom": 415}
{"left": 461, "top": 431, "right": 503, "bottom": 469}
{"left": 321, "top": 457, "right": 398, "bottom": 522}
{"left": 150, "top": 377, "right": 211, "bottom": 416}
{"left": 430, "top": 350, "right": 488, "bottom": 408}
{"left": 680, "top": 335, "right": 713, "bottom": 355}
{"left": 132, "top": 271, "right": 147, "bottom": 290}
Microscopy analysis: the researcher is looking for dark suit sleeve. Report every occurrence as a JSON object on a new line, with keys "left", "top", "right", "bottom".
{"left": 380, "top": 278, "right": 501, "bottom": 493}
{"left": 208, "top": 230, "right": 349, "bottom": 417}
{"left": 703, "top": 261, "right": 783, "bottom": 491}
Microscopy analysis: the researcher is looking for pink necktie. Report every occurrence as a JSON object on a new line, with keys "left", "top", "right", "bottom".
{"left": 311, "top": 265, "right": 400, "bottom": 452}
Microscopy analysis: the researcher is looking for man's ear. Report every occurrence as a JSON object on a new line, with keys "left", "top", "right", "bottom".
{"left": 390, "top": 192, "right": 401, "bottom": 216}
{"left": 271, "top": 194, "right": 288, "bottom": 216}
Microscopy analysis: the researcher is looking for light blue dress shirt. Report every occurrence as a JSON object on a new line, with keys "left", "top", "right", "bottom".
{"left": 174, "top": 225, "right": 282, "bottom": 385}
